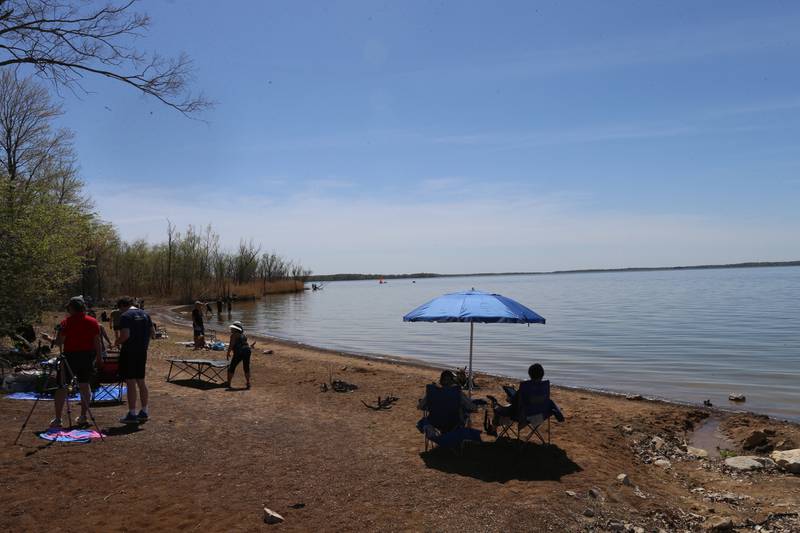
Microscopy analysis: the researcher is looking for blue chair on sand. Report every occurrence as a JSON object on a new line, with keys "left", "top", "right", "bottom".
{"left": 496, "top": 380, "right": 560, "bottom": 444}
{"left": 418, "top": 384, "right": 481, "bottom": 451}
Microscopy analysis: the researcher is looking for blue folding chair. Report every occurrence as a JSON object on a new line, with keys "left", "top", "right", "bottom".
{"left": 418, "top": 384, "right": 480, "bottom": 451}
{"left": 496, "top": 380, "right": 554, "bottom": 444}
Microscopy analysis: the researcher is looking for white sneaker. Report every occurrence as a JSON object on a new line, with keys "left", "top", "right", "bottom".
{"left": 75, "top": 415, "right": 88, "bottom": 426}
{"left": 49, "top": 417, "right": 62, "bottom": 429}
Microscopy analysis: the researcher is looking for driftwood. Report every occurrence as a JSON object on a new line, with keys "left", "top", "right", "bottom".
{"left": 361, "top": 395, "right": 399, "bottom": 410}
{"left": 320, "top": 379, "right": 358, "bottom": 393}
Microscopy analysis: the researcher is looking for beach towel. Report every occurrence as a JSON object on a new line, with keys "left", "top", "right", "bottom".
{"left": 6, "top": 391, "right": 80, "bottom": 401}
{"left": 38, "top": 429, "right": 105, "bottom": 443}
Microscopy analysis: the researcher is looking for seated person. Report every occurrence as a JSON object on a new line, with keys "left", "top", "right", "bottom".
{"left": 486, "top": 363, "right": 564, "bottom": 436}
{"left": 417, "top": 370, "right": 478, "bottom": 437}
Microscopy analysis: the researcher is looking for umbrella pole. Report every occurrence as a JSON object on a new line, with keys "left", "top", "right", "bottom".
{"left": 468, "top": 322, "right": 474, "bottom": 398}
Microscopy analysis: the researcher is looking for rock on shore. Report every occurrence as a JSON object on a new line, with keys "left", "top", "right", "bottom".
{"left": 770, "top": 449, "right": 800, "bottom": 474}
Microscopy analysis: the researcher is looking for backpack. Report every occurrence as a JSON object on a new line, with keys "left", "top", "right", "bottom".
{"left": 235, "top": 333, "right": 252, "bottom": 358}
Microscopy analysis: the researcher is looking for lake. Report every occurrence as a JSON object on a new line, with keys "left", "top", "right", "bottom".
{"left": 217, "top": 267, "right": 800, "bottom": 421}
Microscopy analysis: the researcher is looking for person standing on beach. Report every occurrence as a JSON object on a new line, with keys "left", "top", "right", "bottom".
{"left": 216, "top": 298, "right": 223, "bottom": 316}
{"left": 226, "top": 321, "right": 252, "bottom": 389}
{"left": 192, "top": 301, "right": 205, "bottom": 349}
{"left": 226, "top": 296, "right": 232, "bottom": 316}
{"left": 115, "top": 296, "right": 155, "bottom": 424}
{"left": 88, "top": 309, "right": 112, "bottom": 359}
{"left": 109, "top": 303, "right": 122, "bottom": 343}
{"left": 50, "top": 296, "right": 103, "bottom": 428}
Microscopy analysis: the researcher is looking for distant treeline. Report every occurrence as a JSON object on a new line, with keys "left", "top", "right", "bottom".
{"left": 0, "top": 72, "right": 309, "bottom": 336}
{"left": 79, "top": 222, "right": 312, "bottom": 304}
{"left": 308, "top": 260, "right": 800, "bottom": 282}
{"left": 309, "top": 273, "right": 441, "bottom": 282}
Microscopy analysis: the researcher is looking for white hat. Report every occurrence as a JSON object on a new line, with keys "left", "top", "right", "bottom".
{"left": 230, "top": 321, "right": 243, "bottom": 332}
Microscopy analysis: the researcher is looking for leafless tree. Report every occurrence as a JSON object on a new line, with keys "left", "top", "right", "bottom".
{"left": 234, "top": 239, "right": 261, "bottom": 284}
{"left": 0, "top": 0, "right": 210, "bottom": 115}
{"left": 166, "top": 218, "right": 176, "bottom": 293}
{"left": 0, "top": 71, "right": 89, "bottom": 213}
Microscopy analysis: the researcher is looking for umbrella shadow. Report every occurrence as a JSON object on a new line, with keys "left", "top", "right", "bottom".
{"left": 421, "top": 440, "right": 582, "bottom": 483}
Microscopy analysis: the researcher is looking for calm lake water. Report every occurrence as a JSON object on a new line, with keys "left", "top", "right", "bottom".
{"left": 217, "top": 267, "right": 800, "bottom": 421}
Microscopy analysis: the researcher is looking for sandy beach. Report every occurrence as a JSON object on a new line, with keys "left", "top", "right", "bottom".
{"left": 1, "top": 307, "right": 798, "bottom": 532}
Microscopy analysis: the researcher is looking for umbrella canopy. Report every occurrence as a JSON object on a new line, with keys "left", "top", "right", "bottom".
{"left": 403, "top": 289, "right": 545, "bottom": 396}
{"left": 403, "top": 289, "right": 545, "bottom": 324}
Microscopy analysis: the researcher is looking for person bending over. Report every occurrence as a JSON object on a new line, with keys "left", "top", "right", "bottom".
{"left": 115, "top": 296, "right": 155, "bottom": 424}
{"left": 50, "top": 296, "right": 103, "bottom": 428}
{"left": 226, "top": 321, "right": 252, "bottom": 389}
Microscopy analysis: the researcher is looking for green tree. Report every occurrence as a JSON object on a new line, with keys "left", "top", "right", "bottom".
{"left": 0, "top": 72, "right": 92, "bottom": 335}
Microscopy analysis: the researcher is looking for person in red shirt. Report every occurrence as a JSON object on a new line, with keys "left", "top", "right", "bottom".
{"left": 51, "top": 296, "right": 102, "bottom": 428}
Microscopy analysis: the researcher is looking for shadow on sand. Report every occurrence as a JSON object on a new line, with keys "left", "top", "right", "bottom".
{"left": 104, "top": 423, "right": 144, "bottom": 436}
{"left": 421, "top": 439, "right": 582, "bottom": 483}
{"left": 166, "top": 379, "right": 228, "bottom": 390}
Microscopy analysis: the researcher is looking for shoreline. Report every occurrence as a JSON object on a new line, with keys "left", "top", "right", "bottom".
{"left": 158, "top": 305, "right": 791, "bottom": 424}
{"left": 3, "top": 307, "right": 799, "bottom": 531}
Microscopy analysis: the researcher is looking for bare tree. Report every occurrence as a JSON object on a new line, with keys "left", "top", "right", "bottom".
{"left": 0, "top": 0, "right": 210, "bottom": 115}
{"left": 234, "top": 239, "right": 260, "bottom": 284}
{"left": 166, "top": 218, "right": 176, "bottom": 294}
{"left": 0, "top": 71, "right": 90, "bottom": 215}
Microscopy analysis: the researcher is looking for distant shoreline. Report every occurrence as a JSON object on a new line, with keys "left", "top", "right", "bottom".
{"left": 308, "top": 260, "right": 800, "bottom": 282}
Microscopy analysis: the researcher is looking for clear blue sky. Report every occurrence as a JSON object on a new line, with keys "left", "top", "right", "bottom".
{"left": 50, "top": 0, "right": 800, "bottom": 274}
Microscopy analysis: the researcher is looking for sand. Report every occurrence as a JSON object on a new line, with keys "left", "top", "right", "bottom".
{"left": 0, "top": 307, "right": 798, "bottom": 532}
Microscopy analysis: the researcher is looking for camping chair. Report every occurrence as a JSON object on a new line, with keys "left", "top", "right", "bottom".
{"left": 419, "top": 384, "right": 480, "bottom": 451}
{"left": 496, "top": 380, "right": 552, "bottom": 444}
{"left": 91, "top": 352, "right": 125, "bottom": 403}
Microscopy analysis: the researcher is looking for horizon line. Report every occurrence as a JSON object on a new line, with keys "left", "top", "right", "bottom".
{"left": 309, "top": 259, "right": 800, "bottom": 281}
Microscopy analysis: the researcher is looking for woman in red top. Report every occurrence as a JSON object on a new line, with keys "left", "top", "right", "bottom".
{"left": 51, "top": 296, "right": 102, "bottom": 429}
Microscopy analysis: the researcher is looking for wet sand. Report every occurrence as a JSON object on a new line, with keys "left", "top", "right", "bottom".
{"left": 0, "top": 307, "right": 798, "bottom": 532}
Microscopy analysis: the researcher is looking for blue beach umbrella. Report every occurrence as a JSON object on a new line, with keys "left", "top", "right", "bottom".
{"left": 403, "top": 289, "right": 545, "bottom": 396}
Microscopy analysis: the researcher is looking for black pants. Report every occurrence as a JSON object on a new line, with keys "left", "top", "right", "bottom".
{"left": 229, "top": 351, "right": 250, "bottom": 374}
{"left": 60, "top": 351, "right": 95, "bottom": 383}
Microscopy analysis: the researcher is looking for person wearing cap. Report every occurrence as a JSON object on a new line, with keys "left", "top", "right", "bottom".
{"left": 226, "top": 321, "right": 252, "bottom": 389}
{"left": 51, "top": 296, "right": 103, "bottom": 428}
{"left": 115, "top": 296, "right": 155, "bottom": 424}
{"left": 191, "top": 301, "right": 205, "bottom": 350}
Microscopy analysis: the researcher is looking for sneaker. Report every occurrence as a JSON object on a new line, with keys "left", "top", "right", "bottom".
{"left": 137, "top": 410, "right": 149, "bottom": 422}
{"left": 119, "top": 413, "right": 140, "bottom": 424}
{"left": 49, "top": 417, "right": 62, "bottom": 430}
{"left": 75, "top": 415, "right": 88, "bottom": 427}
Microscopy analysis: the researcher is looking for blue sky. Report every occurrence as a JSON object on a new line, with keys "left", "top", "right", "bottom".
{"left": 47, "top": 0, "right": 800, "bottom": 274}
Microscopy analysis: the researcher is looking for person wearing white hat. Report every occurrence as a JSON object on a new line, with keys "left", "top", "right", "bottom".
{"left": 226, "top": 321, "right": 252, "bottom": 389}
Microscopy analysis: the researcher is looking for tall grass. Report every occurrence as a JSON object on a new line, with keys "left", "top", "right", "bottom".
{"left": 228, "top": 279, "right": 305, "bottom": 299}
